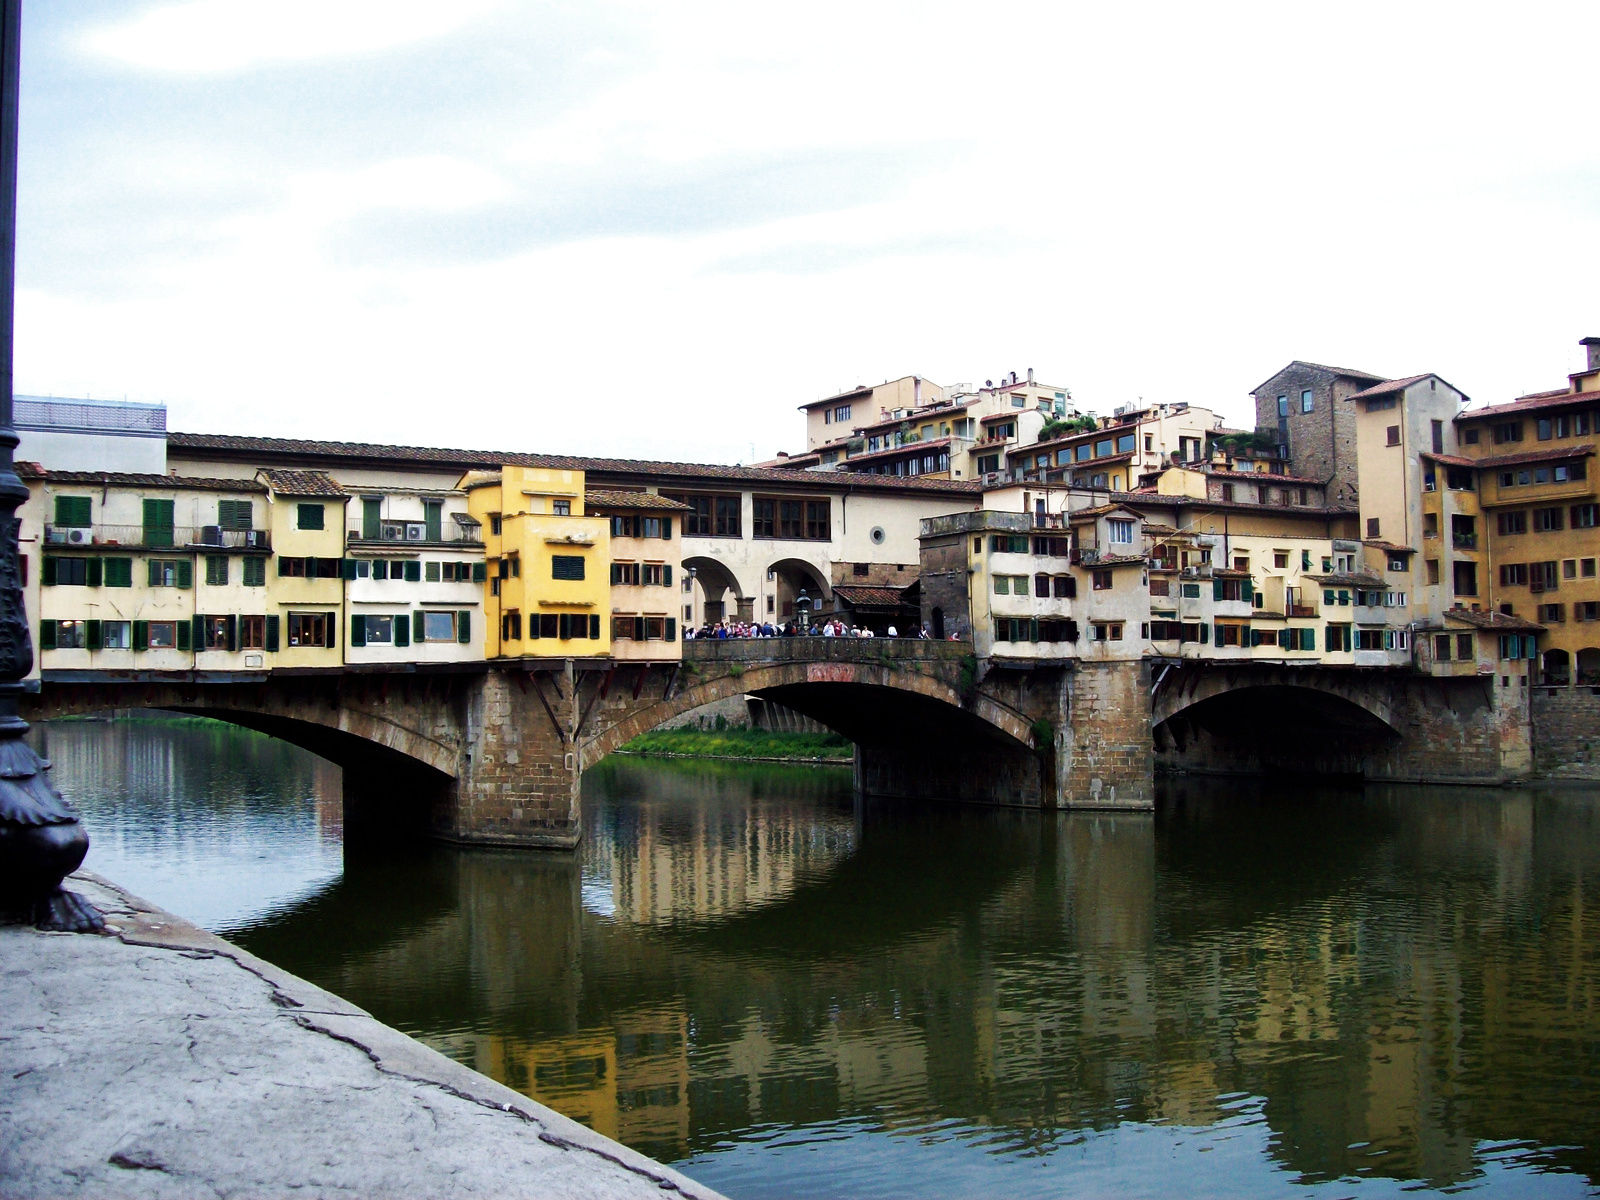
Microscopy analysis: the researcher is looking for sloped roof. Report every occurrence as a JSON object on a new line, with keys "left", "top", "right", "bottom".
{"left": 1442, "top": 609, "right": 1543, "bottom": 632}
{"left": 1363, "top": 540, "right": 1415, "bottom": 554}
{"left": 170, "top": 432, "right": 980, "bottom": 496}
{"left": 20, "top": 464, "right": 265, "bottom": 492}
{"left": 1250, "top": 360, "right": 1387, "bottom": 393}
{"left": 1474, "top": 443, "right": 1595, "bottom": 470}
{"left": 831, "top": 585, "right": 912, "bottom": 608}
{"left": 1347, "top": 374, "right": 1465, "bottom": 402}
{"left": 584, "top": 490, "right": 691, "bottom": 511}
{"left": 1457, "top": 387, "right": 1596, "bottom": 421}
{"left": 257, "top": 469, "right": 347, "bottom": 498}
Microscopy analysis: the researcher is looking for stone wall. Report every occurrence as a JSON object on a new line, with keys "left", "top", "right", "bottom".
{"left": 1532, "top": 684, "right": 1600, "bottom": 779}
{"left": 1061, "top": 659, "right": 1154, "bottom": 809}
{"left": 1251, "top": 364, "right": 1372, "bottom": 507}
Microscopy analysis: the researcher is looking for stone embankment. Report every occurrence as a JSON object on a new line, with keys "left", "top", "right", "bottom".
{"left": 0, "top": 873, "right": 724, "bottom": 1200}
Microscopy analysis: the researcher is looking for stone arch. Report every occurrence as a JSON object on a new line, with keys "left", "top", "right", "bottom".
{"left": 1577, "top": 647, "right": 1600, "bottom": 686}
{"left": 682, "top": 555, "right": 750, "bottom": 625}
{"left": 766, "top": 556, "right": 831, "bottom": 623}
{"left": 578, "top": 658, "right": 1034, "bottom": 771}
{"left": 1153, "top": 668, "right": 1399, "bottom": 734}
{"left": 1542, "top": 648, "right": 1571, "bottom": 686}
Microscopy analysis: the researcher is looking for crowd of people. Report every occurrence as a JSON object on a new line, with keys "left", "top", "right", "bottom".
{"left": 684, "top": 618, "right": 932, "bottom": 640}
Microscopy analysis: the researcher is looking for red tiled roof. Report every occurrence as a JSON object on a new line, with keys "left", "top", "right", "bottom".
{"left": 1442, "top": 609, "right": 1543, "bottom": 632}
{"left": 831, "top": 585, "right": 912, "bottom": 608}
{"left": 22, "top": 465, "right": 265, "bottom": 492}
{"left": 1456, "top": 387, "right": 1600, "bottom": 422}
{"left": 836, "top": 437, "right": 952, "bottom": 467}
{"left": 1363, "top": 540, "right": 1415, "bottom": 554}
{"left": 168, "top": 432, "right": 980, "bottom": 496}
{"left": 1251, "top": 361, "right": 1386, "bottom": 393}
{"left": 584, "top": 490, "right": 692, "bottom": 511}
{"left": 1473, "top": 443, "right": 1595, "bottom": 470}
{"left": 1206, "top": 469, "right": 1321, "bottom": 484}
{"left": 851, "top": 401, "right": 977, "bottom": 435}
{"left": 257, "top": 469, "right": 347, "bottom": 498}
{"left": 1347, "top": 374, "right": 1445, "bottom": 401}
{"left": 1420, "top": 451, "right": 1476, "bottom": 469}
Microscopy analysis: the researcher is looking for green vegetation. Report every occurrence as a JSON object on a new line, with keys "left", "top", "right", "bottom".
{"left": 618, "top": 727, "right": 853, "bottom": 761}
{"left": 1212, "top": 430, "right": 1279, "bottom": 456}
{"left": 1039, "top": 414, "right": 1097, "bottom": 441}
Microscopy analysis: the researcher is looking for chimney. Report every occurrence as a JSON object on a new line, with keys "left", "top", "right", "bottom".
{"left": 913, "top": 376, "right": 921, "bottom": 406}
{"left": 1027, "top": 367, "right": 1034, "bottom": 385}
{"left": 1583, "top": 336, "right": 1600, "bottom": 373}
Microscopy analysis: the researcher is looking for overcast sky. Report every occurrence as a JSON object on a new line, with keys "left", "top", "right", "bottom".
{"left": 15, "top": 2, "right": 1600, "bottom": 464}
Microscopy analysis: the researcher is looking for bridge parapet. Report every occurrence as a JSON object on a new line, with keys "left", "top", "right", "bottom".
{"left": 682, "top": 638, "right": 971, "bottom": 667}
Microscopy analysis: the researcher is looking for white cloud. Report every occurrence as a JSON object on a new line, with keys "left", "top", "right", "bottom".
{"left": 84, "top": 0, "right": 506, "bottom": 73}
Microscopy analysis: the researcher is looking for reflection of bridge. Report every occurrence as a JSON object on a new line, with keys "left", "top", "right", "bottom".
{"left": 28, "top": 641, "right": 1529, "bottom": 848}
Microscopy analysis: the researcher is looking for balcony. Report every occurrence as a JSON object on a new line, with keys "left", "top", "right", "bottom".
{"left": 1452, "top": 533, "right": 1478, "bottom": 550}
{"left": 43, "top": 524, "right": 271, "bottom": 551}
{"left": 348, "top": 521, "right": 483, "bottom": 548}
{"left": 1286, "top": 604, "right": 1319, "bottom": 618}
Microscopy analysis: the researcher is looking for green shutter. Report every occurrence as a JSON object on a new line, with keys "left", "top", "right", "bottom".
{"left": 142, "top": 498, "right": 174, "bottom": 547}
{"left": 1212, "top": 578, "right": 1224, "bottom": 601}
{"left": 457, "top": 611, "right": 471, "bottom": 643}
{"left": 1029, "top": 618, "right": 1039, "bottom": 642}
{"left": 342, "top": 558, "right": 358, "bottom": 581}
{"left": 666, "top": 617, "right": 677, "bottom": 641}
{"left": 326, "top": 615, "right": 335, "bottom": 650}
{"left": 472, "top": 562, "right": 486, "bottom": 583}
{"left": 589, "top": 614, "right": 600, "bottom": 639}
{"left": 55, "top": 495, "right": 91, "bottom": 527}
{"left": 297, "top": 503, "right": 324, "bottom": 531}
{"left": 405, "top": 561, "right": 421, "bottom": 582}
{"left": 39, "top": 620, "right": 56, "bottom": 650}
{"left": 394, "top": 614, "right": 409, "bottom": 648}
{"left": 133, "top": 620, "right": 148, "bottom": 651}
{"left": 1278, "top": 628, "right": 1291, "bottom": 649}
{"left": 86, "top": 558, "right": 102, "bottom": 587}
{"left": 105, "top": 558, "right": 132, "bottom": 587}
{"left": 633, "top": 616, "right": 645, "bottom": 641}
{"left": 414, "top": 611, "right": 425, "bottom": 643}
{"left": 1325, "top": 625, "right": 1335, "bottom": 652}
{"left": 41, "top": 556, "right": 56, "bottom": 586}
{"left": 86, "top": 619, "right": 102, "bottom": 650}
{"left": 351, "top": 614, "right": 366, "bottom": 647}
{"left": 1338, "top": 590, "right": 1350, "bottom": 606}
{"left": 176, "top": 620, "right": 191, "bottom": 651}
{"left": 1241, "top": 579, "right": 1253, "bottom": 604}
{"left": 362, "top": 498, "right": 381, "bottom": 540}
{"left": 225, "top": 615, "right": 238, "bottom": 652}
{"left": 264, "top": 614, "right": 279, "bottom": 652}
{"left": 192, "top": 615, "right": 205, "bottom": 650}
{"left": 527, "top": 613, "right": 540, "bottom": 639}
{"left": 176, "top": 560, "right": 193, "bottom": 589}
{"left": 425, "top": 502, "right": 442, "bottom": 543}
{"left": 663, "top": 565, "right": 672, "bottom": 586}
{"left": 278, "top": 556, "right": 290, "bottom": 577}
{"left": 1198, "top": 623, "right": 1209, "bottom": 644}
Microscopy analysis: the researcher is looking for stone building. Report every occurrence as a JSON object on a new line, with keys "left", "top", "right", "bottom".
{"left": 1252, "top": 361, "right": 1385, "bottom": 508}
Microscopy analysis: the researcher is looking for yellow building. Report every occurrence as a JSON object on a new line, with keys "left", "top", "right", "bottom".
{"left": 258, "top": 469, "right": 348, "bottom": 668}
{"left": 583, "top": 490, "right": 688, "bottom": 660}
{"left": 465, "top": 466, "right": 611, "bottom": 658}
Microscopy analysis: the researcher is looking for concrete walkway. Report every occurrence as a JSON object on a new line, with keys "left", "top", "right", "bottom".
{"left": 1, "top": 873, "right": 726, "bottom": 1200}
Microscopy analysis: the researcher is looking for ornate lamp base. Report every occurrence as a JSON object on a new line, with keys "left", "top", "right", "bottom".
{"left": 0, "top": 721, "right": 105, "bottom": 934}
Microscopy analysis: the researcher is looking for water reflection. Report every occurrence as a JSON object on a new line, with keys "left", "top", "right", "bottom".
{"left": 42, "top": 720, "right": 1600, "bottom": 1199}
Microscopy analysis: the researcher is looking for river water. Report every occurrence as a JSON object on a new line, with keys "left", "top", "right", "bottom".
{"left": 32, "top": 717, "right": 1600, "bottom": 1199}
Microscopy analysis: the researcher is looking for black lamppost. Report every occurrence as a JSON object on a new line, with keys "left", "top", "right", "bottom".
{"left": 0, "top": 0, "right": 101, "bottom": 933}
{"left": 795, "top": 588, "right": 812, "bottom": 633}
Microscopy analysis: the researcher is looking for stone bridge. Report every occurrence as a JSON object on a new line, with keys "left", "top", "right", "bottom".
{"left": 27, "top": 645, "right": 1533, "bottom": 849}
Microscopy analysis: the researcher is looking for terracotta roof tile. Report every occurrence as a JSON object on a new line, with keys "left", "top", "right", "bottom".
{"left": 584, "top": 490, "right": 691, "bottom": 511}
{"left": 1347, "top": 374, "right": 1450, "bottom": 401}
{"left": 1363, "top": 540, "right": 1415, "bottom": 554}
{"left": 1457, "top": 388, "right": 1599, "bottom": 422}
{"left": 1473, "top": 443, "right": 1595, "bottom": 470}
{"left": 831, "top": 585, "right": 912, "bottom": 608}
{"left": 257, "top": 469, "right": 348, "bottom": 498}
{"left": 169, "top": 432, "right": 980, "bottom": 496}
{"left": 25, "top": 467, "right": 265, "bottom": 492}
{"left": 1442, "top": 609, "right": 1543, "bottom": 632}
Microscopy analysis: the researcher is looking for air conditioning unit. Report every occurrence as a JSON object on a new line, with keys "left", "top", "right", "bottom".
{"left": 200, "top": 525, "right": 222, "bottom": 545}
{"left": 44, "top": 528, "right": 67, "bottom": 544}
{"left": 67, "top": 528, "right": 88, "bottom": 544}
{"left": 405, "top": 523, "right": 425, "bottom": 541}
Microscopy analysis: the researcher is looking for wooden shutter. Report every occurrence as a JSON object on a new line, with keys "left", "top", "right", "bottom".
{"left": 1212, "top": 578, "right": 1224, "bottom": 601}
{"left": 411, "top": 611, "right": 423, "bottom": 643}
{"left": 394, "top": 614, "right": 409, "bottom": 647}
{"left": 133, "top": 620, "right": 148, "bottom": 651}
{"left": 1198, "top": 623, "right": 1209, "bottom": 644}
{"left": 191, "top": 615, "right": 205, "bottom": 649}
{"left": 350, "top": 614, "right": 366, "bottom": 647}
{"left": 225, "top": 615, "right": 238, "bottom": 652}
{"left": 1277, "top": 628, "right": 1291, "bottom": 649}
{"left": 406, "top": 561, "right": 421, "bottom": 582}
{"left": 264, "top": 614, "right": 279, "bottom": 652}
{"left": 39, "top": 620, "right": 56, "bottom": 650}
{"left": 1028, "top": 618, "right": 1039, "bottom": 642}
{"left": 41, "top": 556, "right": 56, "bottom": 586}
{"left": 666, "top": 617, "right": 676, "bottom": 641}
{"left": 177, "top": 620, "right": 191, "bottom": 651}
{"left": 472, "top": 562, "right": 486, "bottom": 583}
{"left": 633, "top": 616, "right": 645, "bottom": 641}
{"left": 1241, "top": 579, "right": 1253, "bottom": 603}
{"left": 86, "top": 558, "right": 102, "bottom": 587}
{"left": 663, "top": 565, "right": 672, "bottom": 586}
{"left": 342, "top": 559, "right": 358, "bottom": 581}
{"left": 176, "top": 560, "right": 193, "bottom": 589}
{"left": 457, "top": 611, "right": 470, "bottom": 644}
{"left": 85, "top": 619, "right": 101, "bottom": 650}
{"left": 143, "top": 498, "right": 174, "bottom": 547}
{"left": 589, "top": 614, "right": 601, "bottom": 639}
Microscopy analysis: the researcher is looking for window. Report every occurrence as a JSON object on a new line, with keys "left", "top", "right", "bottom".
{"left": 643, "top": 564, "right": 667, "bottom": 586}
{"left": 1356, "top": 628, "right": 1386, "bottom": 651}
{"left": 149, "top": 559, "right": 192, "bottom": 588}
{"left": 287, "top": 612, "right": 332, "bottom": 647}
{"left": 993, "top": 575, "right": 1010, "bottom": 595}
{"left": 1539, "top": 603, "right": 1565, "bottom": 624}
{"left": 1092, "top": 569, "right": 1113, "bottom": 590}
{"left": 1301, "top": 390, "right": 1314, "bottom": 413}
{"left": 1493, "top": 422, "right": 1523, "bottom": 444}
{"left": 1273, "top": 551, "right": 1289, "bottom": 569}
{"left": 1116, "top": 433, "right": 1136, "bottom": 454}
{"left": 1572, "top": 504, "right": 1599, "bottom": 529}
{"left": 205, "top": 555, "right": 229, "bottom": 586}
{"left": 54, "top": 496, "right": 91, "bottom": 527}
{"left": 1367, "top": 517, "right": 1381, "bottom": 538}
{"left": 1534, "top": 507, "right": 1563, "bottom": 532}
{"left": 1094, "top": 438, "right": 1113, "bottom": 458}
{"left": 1366, "top": 395, "right": 1397, "bottom": 412}
{"left": 611, "top": 615, "right": 636, "bottom": 639}
{"left": 1586, "top": 558, "right": 1598, "bottom": 578}
{"left": 297, "top": 503, "right": 325, "bottom": 530}
{"left": 550, "top": 499, "right": 571, "bottom": 516}
{"left": 989, "top": 534, "right": 1029, "bottom": 554}
{"left": 1462, "top": 427, "right": 1480, "bottom": 444}
{"left": 1384, "top": 555, "right": 1405, "bottom": 572}
{"left": 239, "top": 556, "right": 265, "bottom": 587}
{"left": 1453, "top": 561, "right": 1478, "bottom": 597}
{"left": 552, "top": 554, "right": 585, "bottom": 580}
{"left": 44, "top": 556, "right": 88, "bottom": 586}
{"left": 1531, "top": 561, "right": 1559, "bottom": 592}
{"left": 218, "top": 500, "right": 253, "bottom": 531}
{"left": 1054, "top": 575, "right": 1076, "bottom": 598}
{"left": 502, "top": 612, "right": 522, "bottom": 641}
{"left": 1431, "top": 420, "right": 1444, "bottom": 453}
{"left": 147, "top": 621, "right": 177, "bottom": 649}
{"left": 1452, "top": 514, "right": 1476, "bottom": 548}
{"left": 1386, "top": 426, "right": 1400, "bottom": 446}
{"left": 833, "top": 404, "right": 852, "bottom": 423}
{"left": 101, "top": 620, "right": 132, "bottom": 650}
{"left": 422, "top": 611, "right": 457, "bottom": 642}
{"left": 142, "top": 498, "right": 175, "bottom": 547}
{"left": 1276, "top": 395, "right": 1288, "bottom": 417}
{"left": 1498, "top": 511, "right": 1527, "bottom": 535}
{"left": 1426, "top": 559, "right": 1440, "bottom": 585}
{"left": 52, "top": 619, "right": 87, "bottom": 649}
{"left": 1325, "top": 623, "right": 1352, "bottom": 652}
{"left": 240, "top": 616, "right": 265, "bottom": 649}
{"left": 489, "top": 514, "right": 502, "bottom": 536}
{"left": 1221, "top": 483, "right": 1235, "bottom": 502}
{"left": 1579, "top": 602, "right": 1600, "bottom": 622}
{"left": 425, "top": 561, "right": 441, "bottom": 582}
{"left": 201, "top": 615, "right": 232, "bottom": 650}
{"left": 1107, "top": 519, "right": 1135, "bottom": 544}
{"left": 1091, "top": 622, "right": 1124, "bottom": 641}
{"left": 362, "top": 615, "right": 395, "bottom": 644}
{"left": 1500, "top": 563, "right": 1529, "bottom": 586}
{"left": 1458, "top": 632, "right": 1475, "bottom": 661}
